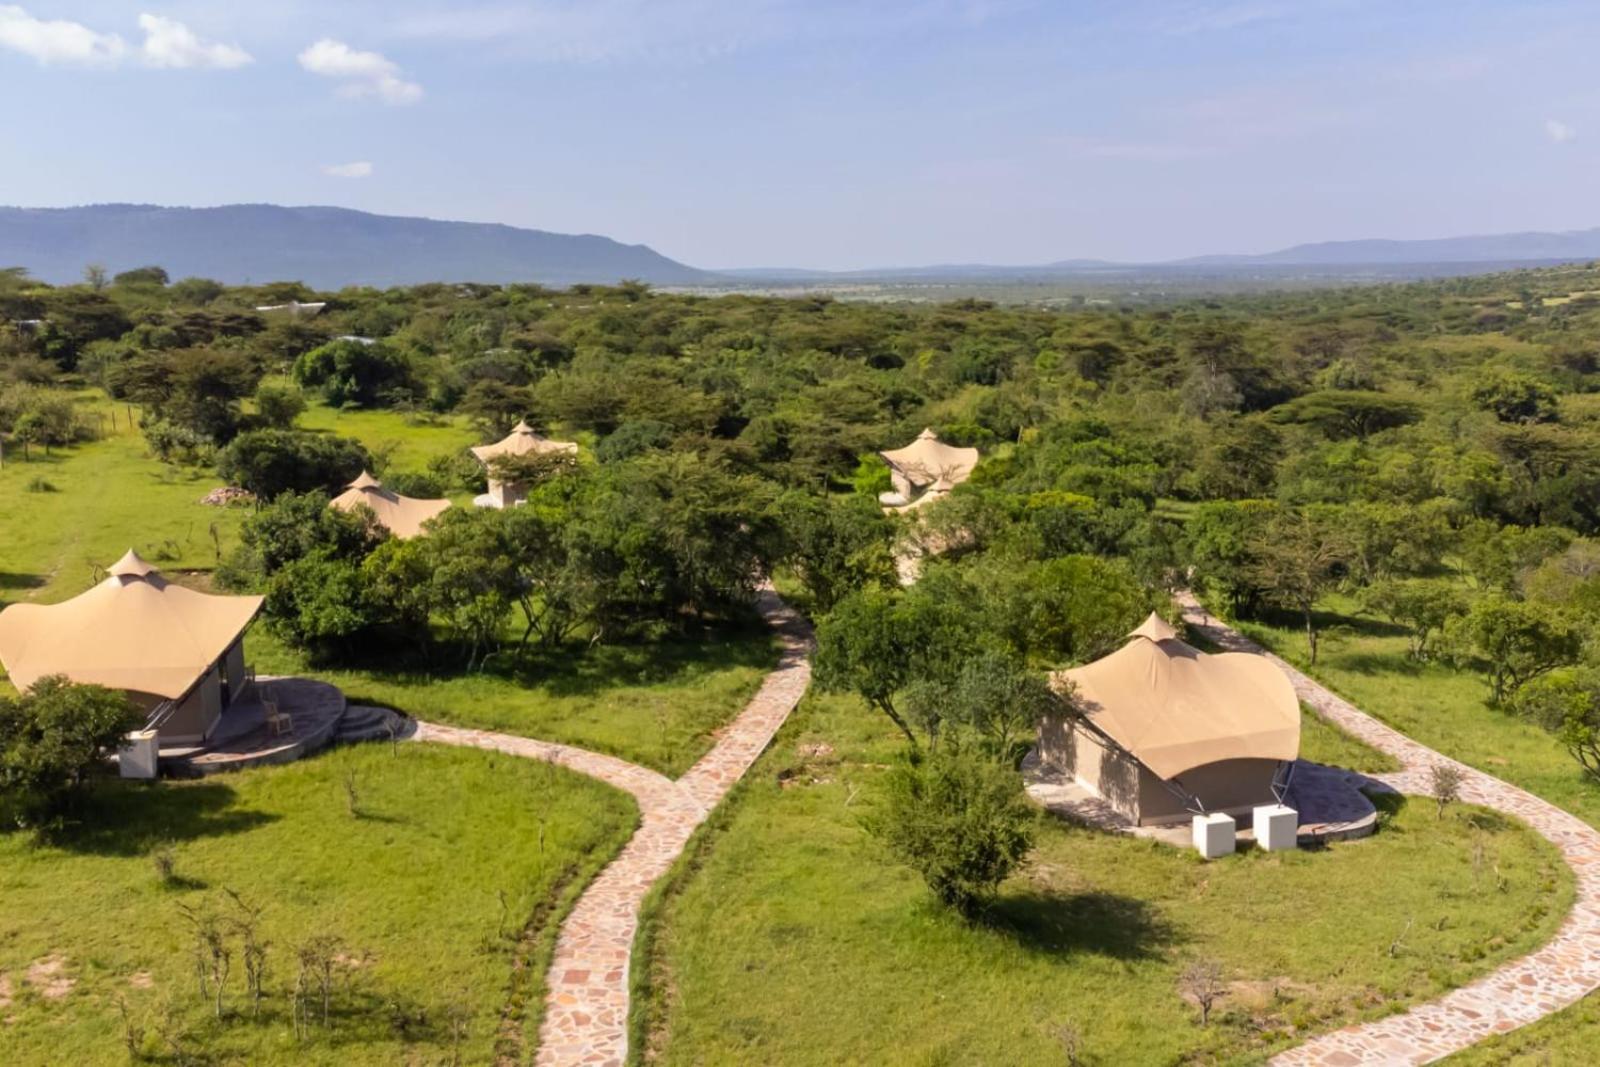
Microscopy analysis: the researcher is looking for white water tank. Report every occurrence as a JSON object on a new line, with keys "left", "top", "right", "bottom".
{"left": 1192, "top": 812, "right": 1236, "bottom": 859}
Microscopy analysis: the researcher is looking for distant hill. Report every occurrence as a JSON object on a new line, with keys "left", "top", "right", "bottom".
{"left": 1176, "top": 228, "right": 1600, "bottom": 267}
{"left": 0, "top": 204, "right": 714, "bottom": 289}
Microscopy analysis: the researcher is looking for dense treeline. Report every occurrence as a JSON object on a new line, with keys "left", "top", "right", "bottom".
{"left": 8, "top": 261, "right": 1600, "bottom": 789}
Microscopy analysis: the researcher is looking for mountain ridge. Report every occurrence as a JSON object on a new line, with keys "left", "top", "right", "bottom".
{"left": 0, "top": 203, "right": 713, "bottom": 288}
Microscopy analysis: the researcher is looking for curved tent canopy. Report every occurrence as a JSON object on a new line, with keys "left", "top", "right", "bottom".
{"left": 330, "top": 471, "right": 451, "bottom": 539}
{"left": 879, "top": 428, "right": 978, "bottom": 492}
{"left": 1054, "top": 612, "right": 1299, "bottom": 780}
{"left": 470, "top": 420, "right": 578, "bottom": 464}
{"left": 0, "top": 550, "right": 264, "bottom": 699}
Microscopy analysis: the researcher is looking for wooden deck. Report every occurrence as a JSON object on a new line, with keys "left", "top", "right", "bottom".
{"left": 159, "top": 676, "right": 348, "bottom": 777}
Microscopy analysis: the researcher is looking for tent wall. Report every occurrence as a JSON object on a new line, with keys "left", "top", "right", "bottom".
{"left": 1038, "top": 715, "right": 1141, "bottom": 823}
{"left": 157, "top": 668, "right": 224, "bottom": 744}
{"left": 224, "top": 639, "right": 248, "bottom": 701}
{"left": 1136, "top": 758, "right": 1280, "bottom": 826}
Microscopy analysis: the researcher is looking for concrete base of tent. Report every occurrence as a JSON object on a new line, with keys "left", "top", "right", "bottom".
{"left": 154, "top": 677, "right": 355, "bottom": 777}
{"left": 1022, "top": 749, "right": 1379, "bottom": 849}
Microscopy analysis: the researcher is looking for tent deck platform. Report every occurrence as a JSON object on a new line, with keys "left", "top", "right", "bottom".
{"left": 1022, "top": 751, "right": 1378, "bottom": 848}
{"left": 159, "top": 677, "right": 348, "bottom": 778}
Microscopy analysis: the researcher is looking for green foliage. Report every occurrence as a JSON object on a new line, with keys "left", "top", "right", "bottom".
{"left": 1443, "top": 596, "right": 1584, "bottom": 705}
{"left": 1513, "top": 669, "right": 1600, "bottom": 783}
{"left": 108, "top": 347, "right": 262, "bottom": 445}
{"left": 902, "top": 650, "right": 1061, "bottom": 761}
{"left": 216, "top": 428, "right": 372, "bottom": 500}
{"left": 775, "top": 491, "right": 897, "bottom": 612}
{"left": 595, "top": 418, "right": 674, "bottom": 463}
{"left": 219, "top": 490, "right": 385, "bottom": 588}
{"left": 1470, "top": 368, "right": 1559, "bottom": 424}
{"left": 254, "top": 381, "right": 307, "bottom": 429}
{"left": 866, "top": 744, "right": 1036, "bottom": 919}
{"left": 0, "top": 676, "right": 141, "bottom": 827}
{"left": 1360, "top": 578, "right": 1470, "bottom": 659}
{"left": 1269, "top": 389, "right": 1421, "bottom": 440}
{"left": 292, "top": 339, "right": 417, "bottom": 408}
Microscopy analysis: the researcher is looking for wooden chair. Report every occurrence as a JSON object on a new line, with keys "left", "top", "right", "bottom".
{"left": 263, "top": 688, "right": 294, "bottom": 738}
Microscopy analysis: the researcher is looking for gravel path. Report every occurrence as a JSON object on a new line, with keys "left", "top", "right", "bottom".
{"left": 415, "top": 586, "right": 813, "bottom": 1067}
{"left": 1177, "top": 591, "right": 1600, "bottom": 1066}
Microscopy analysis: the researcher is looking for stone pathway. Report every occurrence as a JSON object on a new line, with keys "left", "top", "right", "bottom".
{"left": 415, "top": 586, "right": 813, "bottom": 1067}
{"left": 1176, "top": 591, "right": 1600, "bottom": 1066}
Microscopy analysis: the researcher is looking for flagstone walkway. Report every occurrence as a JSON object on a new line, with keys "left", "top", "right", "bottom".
{"left": 414, "top": 585, "right": 813, "bottom": 1067}
{"left": 1176, "top": 591, "right": 1600, "bottom": 1066}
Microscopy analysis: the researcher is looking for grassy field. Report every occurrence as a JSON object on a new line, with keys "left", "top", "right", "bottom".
{"left": 1217, "top": 593, "right": 1600, "bottom": 1061}
{"left": 1, "top": 394, "right": 781, "bottom": 773}
{"left": 249, "top": 622, "right": 779, "bottom": 777}
{"left": 631, "top": 692, "right": 1571, "bottom": 1066}
{"left": 1223, "top": 593, "right": 1600, "bottom": 840}
{"left": 0, "top": 743, "right": 636, "bottom": 1065}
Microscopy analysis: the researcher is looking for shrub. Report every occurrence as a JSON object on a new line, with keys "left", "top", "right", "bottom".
{"left": 867, "top": 745, "right": 1035, "bottom": 919}
{"left": 216, "top": 428, "right": 371, "bottom": 500}
{"left": 0, "top": 676, "right": 141, "bottom": 827}
{"left": 292, "top": 339, "right": 417, "bottom": 408}
{"left": 254, "top": 381, "right": 307, "bottom": 429}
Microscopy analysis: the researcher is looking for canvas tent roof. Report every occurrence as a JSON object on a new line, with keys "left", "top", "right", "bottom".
{"left": 470, "top": 421, "right": 579, "bottom": 464}
{"left": 1055, "top": 613, "right": 1299, "bottom": 780}
{"left": 879, "top": 429, "right": 979, "bottom": 491}
{"left": 0, "top": 550, "right": 264, "bottom": 699}
{"left": 331, "top": 471, "right": 451, "bottom": 539}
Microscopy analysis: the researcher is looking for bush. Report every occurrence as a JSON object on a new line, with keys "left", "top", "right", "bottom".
{"left": 292, "top": 339, "right": 418, "bottom": 408}
{"left": 868, "top": 745, "right": 1036, "bottom": 919}
{"left": 0, "top": 677, "right": 141, "bottom": 827}
{"left": 216, "top": 429, "right": 371, "bottom": 500}
{"left": 254, "top": 381, "right": 307, "bottom": 429}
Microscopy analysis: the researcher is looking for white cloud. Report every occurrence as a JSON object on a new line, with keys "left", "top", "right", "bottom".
{"left": 138, "top": 14, "right": 252, "bottom": 69}
{"left": 1545, "top": 118, "right": 1576, "bottom": 143}
{"left": 322, "top": 160, "right": 374, "bottom": 178}
{"left": 298, "top": 38, "right": 422, "bottom": 104}
{"left": 0, "top": 5, "right": 125, "bottom": 66}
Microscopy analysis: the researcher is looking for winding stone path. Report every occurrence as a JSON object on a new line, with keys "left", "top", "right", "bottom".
{"left": 415, "top": 586, "right": 813, "bottom": 1067}
{"left": 1177, "top": 591, "right": 1600, "bottom": 1066}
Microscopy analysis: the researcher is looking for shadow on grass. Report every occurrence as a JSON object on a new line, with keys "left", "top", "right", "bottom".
{"left": 322, "top": 614, "right": 778, "bottom": 701}
{"left": 1251, "top": 605, "right": 1410, "bottom": 642}
{"left": 983, "top": 889, "right": 1180, "bottom": 960}
{"left": 37, "top": 779, "right": 278, "bottom": 857}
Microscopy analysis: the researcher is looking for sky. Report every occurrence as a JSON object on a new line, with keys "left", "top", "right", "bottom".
{"left": 2, "top": 0, "right": 1599, "bottom": 269}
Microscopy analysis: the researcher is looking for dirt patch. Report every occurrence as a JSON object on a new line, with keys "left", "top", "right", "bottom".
{"left": 0, "top": 973, "right": 12, "bottom": 1009}
{"left": 128, "top": 971, "right": 154, "bottom": 990}
{"left": 797, "top": 742, "right": 835, "bottom": 760}
{"left": 25, "top": 955, "right": 74, "bottom": 999}
{"left": 333, "top": 951, "right": 376, "bottom": 970}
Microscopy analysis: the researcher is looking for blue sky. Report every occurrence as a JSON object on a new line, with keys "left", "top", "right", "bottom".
{"left": 1, "top": 1, "right": 1598, "bottom": 268}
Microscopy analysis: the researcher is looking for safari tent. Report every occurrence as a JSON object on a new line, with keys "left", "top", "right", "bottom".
{"left": 470, "top": 420, "right": 578, "bottom": 508}
{"left": 0, "top": 550, "right": 264, "bottom": 743}
{"left": 1039, "top": 613, "right": 1300, "bottom": 826}
{"left": 331, "top": 471, "right": 450, "bottom": 539}
{"left": 878, "top": 428, "right": 979, "bottom": 510}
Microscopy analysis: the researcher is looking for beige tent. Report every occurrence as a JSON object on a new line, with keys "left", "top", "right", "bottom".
{"left": 878, "top": 429, "right": 979, "bottom": 510}
{"left": 331, "top": 471, "right": 450, "bottom": 539}
{"left": 470, "top": 420, "right": 579, "bottom": 508}
{"left": 0, "top": 551, "right": 264, "bottom": 742}
{"left": 1038, "top": 613, "right": 1299, "bottom": 825}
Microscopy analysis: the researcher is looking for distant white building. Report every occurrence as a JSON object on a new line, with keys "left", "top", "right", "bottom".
{"left": 254, "top": 301, "right": 327, "bottom": 317}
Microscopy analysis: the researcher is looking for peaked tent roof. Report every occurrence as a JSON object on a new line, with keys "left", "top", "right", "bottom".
{"left": 1054, "top": 612, "right": 1299, "bottom": 780}
{"left": 470, "top": 420, "right": 579, "bottom": 464}
{"left": 0, "top": 552, "right": 264, "bottom": 699}
{"left": 879, "top": 428, "right": 979, "bottom": 492}
{"left": 330, "top": 472, "right": 451, "bottom": 539}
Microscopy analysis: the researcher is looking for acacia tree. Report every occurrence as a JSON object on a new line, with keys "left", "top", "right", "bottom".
{"left": 1443, "top": 597, "right": 1583, "bottom": 705}
{"left": 1246, "top": 508, "right": 1350, "bottom": 664}
{"left": 1514, "top": 670, "right": 1600, "bottom": 782}
{"left": 1360, "top": 578, "right": 1469, "bottom": 660}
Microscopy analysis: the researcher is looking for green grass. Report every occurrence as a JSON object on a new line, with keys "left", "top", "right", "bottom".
{"left": 293, "top": 402, "right": 479, "bottom": 475}
{"left": 0, "top": 743, "right": 636, "bottom": 1065}
{"left": 0, "top": 392, "right": 249, "bottom": 607}
{"left": 249, "top": 622, "right": 780, "bottom": 778}
{"left": 1297, "top": 702, "right": 1401, "bottom": 774}
{"left": 1218, "top": 593, "right": 1600, "bottom": 1061}
{"left": 631, "top": 693, "right": 1571, "bottom": 1066}
{"left": 1224, "top": 592, "right": 1600, "bottom": 833}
